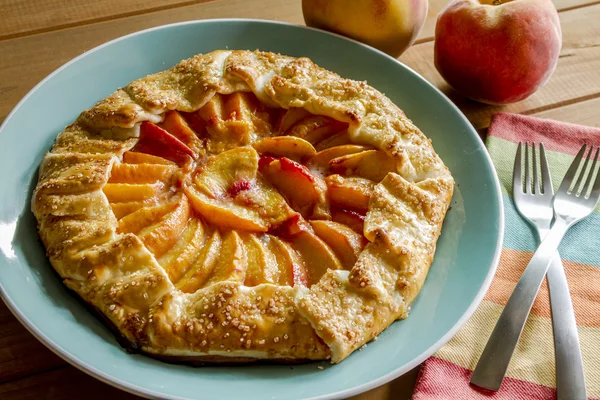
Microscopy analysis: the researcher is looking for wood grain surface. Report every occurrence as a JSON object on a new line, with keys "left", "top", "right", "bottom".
{"left": 0, "top": 0, "right": 598, "bottom": 398}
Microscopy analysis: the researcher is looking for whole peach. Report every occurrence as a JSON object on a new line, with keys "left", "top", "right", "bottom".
{"left": 434, "top": 0, "right": 561, "bottom": 104}
{"left": 303, "top": 0, "right": 428, "bottom": 58}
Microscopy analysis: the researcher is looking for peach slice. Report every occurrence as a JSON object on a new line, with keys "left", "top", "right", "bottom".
{"left": 259, "top": 156, "right": 328, "bottom": 218}
{"left": 194, "top": 147, "right": 259, "bottom": 195}
{"left": 181, "top": 111, "right": 207, "bottom": 137}
{"left": 286, "top": 115, "right": 348, "bottom": 144}
{"left": 122, "top": 151, "right": 176, "bottom": 165}
{"left": 269, "top": 236, "right": 308, "bottom": 287}
{"left": 108, "top": 164, "right": 178, "bottom": 184}
{"left": 177, "top": 230, "right": 221, "bottom": 293}
{"left": 117, "top": 201, "right": 177, "bottom": 235}
{"left": 242, "top": 234, "right": 279, "bottom": 286}
{"left": 325, "top": 174, "right": 374, "bottom": 212}
{"left": 186, "top": 186, "right": 267, "bottom": 232}
{"left": 276, "top": 108, "right": 312, "bottom": 133}
{"left": 314, "top": 130, "right": 352, "bottom": 151}
{"left": 291, "top": 230, "right": 343, "bottom": 284}
{"left": 103, "top": 182, "right": 165, "bottom": 203}
{"left": 134, "top": 121, "right": 196, "bottom": 166}
{"left": 110, "top": 200, "right": 158, "bottom": 219}
{"left": 227, "top": 92, "right": 276, "bottom": 135}
{"left": 158, "top": 218, "right": 205, "bottom": 282}
{"left": 137, "top": 197, "right": 190, "bottom": 257}
{"left": 198, "top": 94, "right": 226, "bottom": 121}
{"left": 252, "top": 136, "right": 317, "bottom": 162}
{"left": 331, "top": 208, "right": 366, "bottom": 235}
{"left": 224, "top": 92, "right": 261, "bottom": 120}
{"left": 310, "top": 220, "right": 366, "bottom": 269}
{"left": 160, "top": 111, "right": 204, "bottom": 154}
{"left": 309, "top": 145, "right": 372, "bottom": 171}
{"left": 205, "top": 231, "right": 247, "bottom": 286}
{"left": 197, "top": 94, "right": 256, "bottom": 152}
{"left": 329, "top": 149, "right": 397, "bottom": 182}
{"left": 186, "top": 148, "right": 295, "bottom": 232}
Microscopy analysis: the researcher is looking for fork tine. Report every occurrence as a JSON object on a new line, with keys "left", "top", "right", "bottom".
{"left": 540, "top": 143, "right": 553, "bottom": 195}
{"left": 532, "top": 143, "right": 539, "bottom": 194}
{"left": 573, "top": 146, "right": 592, "bottom": 195}
{"left": 513, "top": 142, "right": 523, "bottom": 195}
{"left": 585, "top": 147, "right": 600, "bottom": 200}
{"left": 558, "top": 144, "right": 587, "bottom": 194}
{"left": 525, "top": 142, "right": 531, "bottom": 194}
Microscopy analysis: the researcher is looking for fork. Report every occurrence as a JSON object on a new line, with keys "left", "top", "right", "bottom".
{"left": 471, "top": 144, "right": 600, "bottom": 395}
{"left": 471, "top": 143, "right": 588, "bottom": 398}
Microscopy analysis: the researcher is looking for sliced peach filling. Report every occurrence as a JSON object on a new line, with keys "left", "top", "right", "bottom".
{"left": 102, "top": 93, "right": 400, "bottom": 291}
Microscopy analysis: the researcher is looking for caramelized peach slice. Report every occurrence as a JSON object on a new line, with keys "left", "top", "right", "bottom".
{"left": 186, "top": 148, "right": 295, "bottom": 232}
{"left": 186, "top": 185, "right": 266, "bottom": 232}
{"left": 314, "top": 130, "right": 353, "bottom": 151}
{"left": 160, "top": 111, "right": 204, "bottom": 154}
{"left": 199, "top": 94, "right": 226, "bottom": 120}
{"left": 108, "top": 164, "right": 178, "bottom": 184}
{"left": 117, "top": 202, "right": 177, "bottom": 235}
{"left": 331, "top": 208, "right": 366, "bottom": 234}
{"left": 103, "top": 182, "right": 164, "bottom": 203}
{"left": 291, "top": 230, "right": 343, "bottom": 284}
{"left": 269, "top": 236, "right": 308, "bottom": 287}
{"left": 326, "top": 175, "right": 374, "bottom": 212}
{"left": 158, "top": 218, "right": 205, "bottom": 282}
{"left": 225, "top": 92, "right": 261, "bottom": 120}
{"left": 177, "top": 230, "right": 221, "bottom": 293}
{"left": 110, "top": 200, "right": 158, "bottom": 219}
{"left": 329, "top": 149, "right": 397, "bottom": 182}
{"left": 181, "top": 111, "right": 207, "bottom": 137}
{"left": 252, "top": 136, "right": 317, "bottom": 162}
{"left": 134, "top": 121, "right": 195, "bottom": 166}
{"left": 242, "top": 234, "right": 279, "bottom": 286}
{"left": 197, "top": 94, "right": 257, "bottom": 152}
{"left": 122, "top": 151, "right": 176, "bottom": 165}
{"left": 276, "top": 108, "right": 312, "bottom": 133}
{"left": 286, "top": 116, "right": 348, "bottom": 144}
{"left": 310, "top": 220, "right": 366, "bottom": 269}
{"left": 194, "top": 147, "right": 258, "bottom": 195}
{"left": 259, "top": 156, "right": 328, "bottom": 218}
{"left": 309, "top": 145, "right": 372, "bottom": 171}
{"left": 205, "top": 231, "right": 247, "bottom": 286}
{"left": 137, "top": 198, "right": 190, "bottom": 257}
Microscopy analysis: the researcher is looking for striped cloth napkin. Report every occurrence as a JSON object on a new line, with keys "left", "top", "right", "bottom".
{"left": 412, "top": 112, "right": 600, "bottom": 400}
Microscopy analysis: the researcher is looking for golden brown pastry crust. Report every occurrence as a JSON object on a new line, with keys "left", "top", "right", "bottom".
{"left": 32, "top": 50, "right": 453, "bottom": 363}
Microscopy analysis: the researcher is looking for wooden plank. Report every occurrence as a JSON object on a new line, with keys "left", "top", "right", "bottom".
{"left": 0, "top": 360, "right": 417, "bottom": 400}
{"left": 2, "top": 0, "right": 594, "bottom": 44}
{"left": 531, "top": 96, "right": 600, "bottom": 127}
{"left": 418, "top": 0, "right": 600, "bottom": 42}
{"left": 0, "top": 366, "right": 140, "bottom": 400}
{"left": 0, "top": 301, "right": 65, "bottom": 383}
{"left": 0, "top": 0, "right": 215, "bottom": 40}
{"left": 400, "top": 3, "right": 600, "bottom": 130}
{"left": 1, "top": 0, "right": 598, "bottom": 126}
{"left": 351, "top": 368, "right": 420, "bottom": 400}
{"left": 0, "top": 0, "right": 302, "bottom": 121}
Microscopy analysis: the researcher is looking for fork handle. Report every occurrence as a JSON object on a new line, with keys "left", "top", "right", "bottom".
{"left": 471, "top": 218, "right": 571, "bottom": 391}
{"left": 547, "top": 254, "right": 587, "bottom": 400}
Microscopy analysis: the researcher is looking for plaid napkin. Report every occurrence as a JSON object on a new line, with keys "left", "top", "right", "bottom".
{"left": 412, "top": 113, "right": 600, "bottom": 400}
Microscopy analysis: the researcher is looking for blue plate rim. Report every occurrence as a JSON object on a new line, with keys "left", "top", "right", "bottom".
{"left": 0, "top": 18, "right": 504, "bottom": 400}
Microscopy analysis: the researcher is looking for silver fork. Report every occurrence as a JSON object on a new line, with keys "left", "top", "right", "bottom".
{"left": 472, "top": 144, "right": 600, "bottom": 396}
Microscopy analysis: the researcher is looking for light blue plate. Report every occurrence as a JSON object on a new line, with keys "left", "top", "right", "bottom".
{"left": 0, "top": 19, "right": 503, "bottom": 400}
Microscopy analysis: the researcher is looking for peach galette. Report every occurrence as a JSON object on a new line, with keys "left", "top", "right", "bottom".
{"left": 32, "top": 50, "right": 453, "bottom": 363}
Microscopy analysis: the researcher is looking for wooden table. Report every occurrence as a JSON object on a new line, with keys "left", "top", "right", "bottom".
{"left": 0, "top": 0, "right": 598, "bottom": 398}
